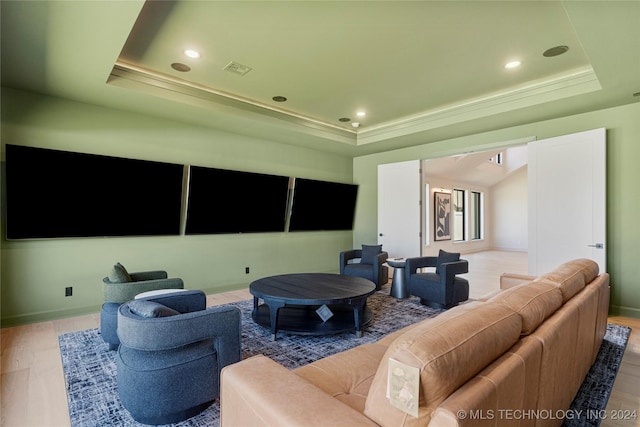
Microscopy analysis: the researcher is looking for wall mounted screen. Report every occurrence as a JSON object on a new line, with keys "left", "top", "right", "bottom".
{"left": 5, "top": 145, "right": 184, "bottom": 239}
{"left": 185, "top": 166, "right": 290, "bottom": 234}
{"left": 288, "top": 178, "right": 358, "bottom": 231}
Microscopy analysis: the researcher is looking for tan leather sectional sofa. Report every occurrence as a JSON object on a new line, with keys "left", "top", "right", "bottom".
{"left": 221, "top": 259, "right": 610, "bottom": 427}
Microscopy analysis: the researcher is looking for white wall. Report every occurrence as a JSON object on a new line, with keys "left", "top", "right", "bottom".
{"left": 421, "top": 174, "right": 491, "bottom": 256}
{"left": 489, "top": 166, "right": 528, "bottom": 251}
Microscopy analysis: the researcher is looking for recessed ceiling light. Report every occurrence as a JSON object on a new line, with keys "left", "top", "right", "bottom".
{"left": 504, "top": 60, "right": 522, "bottom": 70}
{"left": 356, "top": 111, "right": 366, "bottom": 117}
{"left": 184, "top": 49, "right": 200, "bottom": 59}
{"left": 338, "top": 117, "right": 351, "bottom": 122}
{"left": 272, "top": 96, "right": 287, "bottom": 102}
{"left": 543, "top": 45, "right": 569, "bottom": 57}
{"left": 171, "top": 62, "right": 191, "bottom": 72}
{"left": 632, "top": 91, "right": 640, "bottom": 97}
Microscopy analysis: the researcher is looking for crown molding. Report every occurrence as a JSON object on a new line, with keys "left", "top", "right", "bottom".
{"left": 356, "top": 67, "right": 601, "bottom": 146}
{"left": 108, "top": 62, "right": 357, "bottom": 145}
{"left": 108, "top": 62, "right": 600, "bottom": 149}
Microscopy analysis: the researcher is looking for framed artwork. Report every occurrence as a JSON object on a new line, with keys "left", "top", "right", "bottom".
{"left": 434, "top": 192, "right": 451, "bottom": 241}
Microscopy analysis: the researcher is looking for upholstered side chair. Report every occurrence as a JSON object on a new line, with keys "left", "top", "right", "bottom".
{"left": 404, "top": 250, "right": 469, "bottom": 309}
{"left": 340, "top": 244, "right": 389, "bottom": 290}
{"left": 100, "top": 262, "right": 184, "bottom": 350}
{"left": 116, "top": 290, "right": 241, "bottom": 425}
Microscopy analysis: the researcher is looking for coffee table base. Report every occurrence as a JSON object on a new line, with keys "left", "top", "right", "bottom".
{"left": 252, "top": 303, "right": 373, "bottom": 340}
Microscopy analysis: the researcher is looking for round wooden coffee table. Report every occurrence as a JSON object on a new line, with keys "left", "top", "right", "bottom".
{"left": 249, "top": 273, "right": 376, "bottom": 340}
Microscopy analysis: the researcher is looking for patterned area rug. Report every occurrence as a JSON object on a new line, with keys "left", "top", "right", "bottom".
{"left": 563, "top": 323, "right": 631, "bottom": 427}
{"left": 58, "top": 291, "right": 630, "bottom": 427}
{"left": 59, "top": 290, "right": 443, "bottom": 426}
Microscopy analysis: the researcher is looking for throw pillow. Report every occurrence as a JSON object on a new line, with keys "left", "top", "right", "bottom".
{"left": 108, "top": 262, "right": 132, "bottom": 283}
{"left": 361, "top": 244, "right": 382, "bottom": 265}
{"left": 127, "top": 300, "right": 180, "bottom": 318}
{"left": 436, "top": 250, "right": 460, "bottom": 275}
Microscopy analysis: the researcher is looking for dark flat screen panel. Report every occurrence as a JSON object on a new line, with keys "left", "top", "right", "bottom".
{"left": 185, "top": 166, "right": 290, "bottom": 234}
{"left": 288, "top": 178, "right": 358, "bottom": 231}
{"left": 5, "top": 145, "right": 184, "bottom": 239}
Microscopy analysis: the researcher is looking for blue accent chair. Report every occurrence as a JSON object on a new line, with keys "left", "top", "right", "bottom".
{"left": 100, "top": 268, "right": 184, "bottom": 350}
{"left": 116, "top": 290, "right": 241, "bottom": 425}
{"left": 405, "top": 250, "right": 469, "bottom": 309}
{"left": 340, "top": 245, "right": 389, "bottom": 290}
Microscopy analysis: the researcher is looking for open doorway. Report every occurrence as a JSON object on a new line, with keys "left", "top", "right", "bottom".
{"left": 378, "top": 127, "right": 606, "bottom": 283}
{"left": 421, "top": 145, "right": 528, "bottom": 257}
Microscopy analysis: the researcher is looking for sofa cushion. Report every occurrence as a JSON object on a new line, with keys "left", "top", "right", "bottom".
{"left": 364, "top": 301, "right": 522, "bottom": 426}
{"left": 536, "top": 259, "right": 598, "bottom": 302}
{"left": 127, "top": 300, "right": 180, "bottom": 318}
{"left": 294, "top": 342, "right": 389, "bottom": 413}
{"left": 108, "top": 262, "right": 132, "bottom": 283}
{"left": 489, "top": 281, "right": 563, "bottom": 335}
{"left": 567, "top": 258, "right": 600, "bottom": 284}
{"left": 435, "top": 250, "right": 459, "bottom": 275}
{"left": 361, "top": 245, "right": 382, "bottom": 265}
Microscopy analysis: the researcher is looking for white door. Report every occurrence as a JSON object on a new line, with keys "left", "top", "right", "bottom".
{"left": 377, "top": 160, "right": 421, "bottom": 260}
{"left": 528, "top": 128, "right": 606, "bottom": 275}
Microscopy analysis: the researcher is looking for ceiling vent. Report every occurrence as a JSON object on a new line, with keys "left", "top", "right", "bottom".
{"left": 223, "top": 61, "right": 252, "bottom": 76}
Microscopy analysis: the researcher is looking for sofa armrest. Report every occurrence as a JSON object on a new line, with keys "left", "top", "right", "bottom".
{"left": 221, "top": 355, "right": 379, "bottom": 427}
{"left": 500, "top": 273, "right": 536, "bottom": 289}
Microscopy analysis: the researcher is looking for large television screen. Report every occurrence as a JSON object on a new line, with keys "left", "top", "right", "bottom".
{"left": 288, "top": 178, "right": 358, "bottom": 231}
{"left": 5, "top": 145, "right": 184, "bottom": 239}
{"left": 185, "top": 166, "right": 290, "bottom": 234}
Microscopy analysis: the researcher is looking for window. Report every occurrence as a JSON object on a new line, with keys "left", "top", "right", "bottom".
{"left": 453, "top": 189, "right": 465, "bottom": 241}
{"left": 470, "top": 191, "right": 482, "bottom": 240}
{"left": 424, "top": 183, "right": 430, "bottom": 245}
{"left": 452, "top": 189, "right": 483, "bottom": 242}
{"left": 488, "top": 152, "right": 503, "bottom": 165}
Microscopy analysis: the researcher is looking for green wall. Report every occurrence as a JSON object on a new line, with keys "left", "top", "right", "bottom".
{"left": 0, "top": 88, "right": 355, "bottom": 326}
{"left": 2, "top": 88, "right": 639, "bottom": 325}
{"left": 352, "top": 102, "right": 640, "bottom": 318}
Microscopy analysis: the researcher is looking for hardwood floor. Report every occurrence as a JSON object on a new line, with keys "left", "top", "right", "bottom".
{"left": 603, "top": 316, "right": 640, "bottom": 427}
{"left": 459, "top": 250, "right": 529, "bottom": 299}
{"left": 1, "top": 251, "right": 637, "bottom": 426}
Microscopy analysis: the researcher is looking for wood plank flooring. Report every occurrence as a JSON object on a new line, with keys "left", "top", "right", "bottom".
{"left": 1, "top": 251, "right": 637, "bottom": 426}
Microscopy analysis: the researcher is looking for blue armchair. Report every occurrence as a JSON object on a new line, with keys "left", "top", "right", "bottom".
{"left": 340, "top": 245, "right": 389, "bottom": 290}
{"left": 100, "top": 263, "right": 184, "bottom": 350}
{"left": 116, "top": 290, "right": 241, "bottom": 425}
{"left": 404, "top": 250, "right": 469, "bottom": 309}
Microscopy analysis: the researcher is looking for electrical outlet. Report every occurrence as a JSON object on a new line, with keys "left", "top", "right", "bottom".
{"left": 65, "top": 286, "right": 73, "bottom": 297}
{"left": 245, "top": 267, "right": 250, "bottom": 274}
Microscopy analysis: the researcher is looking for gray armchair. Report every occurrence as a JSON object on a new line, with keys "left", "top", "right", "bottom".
{"left": 340, "top": 245, "right": 389, "bottom": 290}
{"left": 116, "top": 290, "right": 241, "bottom": 425}
{"left": 405, "top": 250, "right": 469, "bottom": 309}
{"left": 100, "top": 263, "right": 184, "bottom": 350}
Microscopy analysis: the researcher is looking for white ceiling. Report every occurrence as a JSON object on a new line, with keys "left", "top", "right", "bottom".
{"left": 424, "top": 145, "right": 528, "bottom": 188}
{"left": 2, "top": 1, "right": 639, "bottom": 157}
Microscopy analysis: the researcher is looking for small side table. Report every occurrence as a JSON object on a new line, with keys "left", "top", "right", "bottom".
{"left": 387, "top": 258, "right": 408, "bottom": 299}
